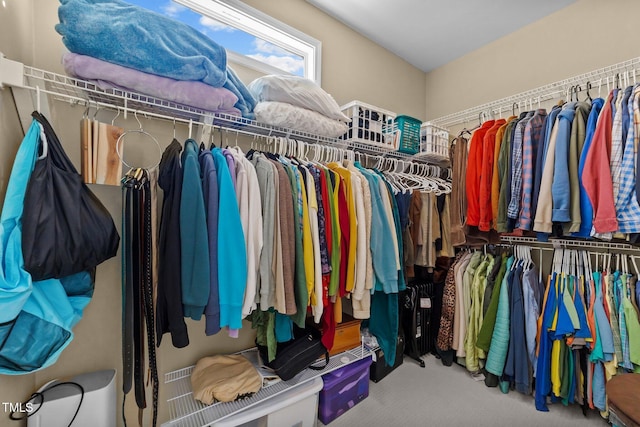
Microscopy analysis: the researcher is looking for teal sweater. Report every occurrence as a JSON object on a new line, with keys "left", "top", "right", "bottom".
{"left": 485, "top": 256, "right": 514, "bottom": 376}
{"left": 212, "top": 148, "right": 247, "bottom": 330}
{"left": 356, "top": 164, "right": 398, "bottom": 294}
{"left": 180, "top": 139, "right": 210, "bottom": 320}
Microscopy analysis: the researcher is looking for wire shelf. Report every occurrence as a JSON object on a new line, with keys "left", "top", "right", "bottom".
{"left": 430, "top": 56, "right": 640, "bottom": 129}
{"left": 10, "top": 63, "right": 455, "bottom": 169}
{"left": 161, "top": 346, "right": 371, "bottom": 427}
{"left": 500, "top": 236, "right": 640, "bottom": 252}
{"left": 20, "top": 65, "right": 347, "bottom": 147}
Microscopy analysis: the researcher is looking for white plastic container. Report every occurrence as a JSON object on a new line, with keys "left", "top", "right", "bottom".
{"left": 27, "top": 369, "right": 116, "bottom": 427}
{"left": 419, "top": 122, "right": 450, "bottom": 161}
{"left": 212, "top": 377, "right": 323, "bottom": 427}
{"left": 340, "top": 101, "right": 397, "bottom": 150}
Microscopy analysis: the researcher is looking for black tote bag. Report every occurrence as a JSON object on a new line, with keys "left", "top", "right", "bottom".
{"left": 22, "top": 112, "right": 119, "bottom": 281}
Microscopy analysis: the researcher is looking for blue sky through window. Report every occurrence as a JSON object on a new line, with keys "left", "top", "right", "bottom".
{"left": 127, "top": 0, "right": 304, "bottom": 76}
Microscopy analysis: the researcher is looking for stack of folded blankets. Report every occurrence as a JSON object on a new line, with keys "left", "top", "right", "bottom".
{"left": 56, "top": 0, "right": 256, "bottom": 119}
{"left": 248, "top": 75, "right": 351, "bottom": 137}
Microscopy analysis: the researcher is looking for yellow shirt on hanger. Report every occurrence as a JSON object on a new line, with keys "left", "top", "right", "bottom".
{"left": 328, "top": 163, "right": 358, "bottom": 293}
{"left": 298, "top": 167, "right": 315, "bottom": 308}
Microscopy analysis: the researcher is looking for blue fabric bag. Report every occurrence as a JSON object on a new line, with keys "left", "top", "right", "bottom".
{"left": 0, "top": 120, "right": 94, "bottom": 374}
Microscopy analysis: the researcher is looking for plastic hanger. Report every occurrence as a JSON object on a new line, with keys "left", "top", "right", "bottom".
{"left": 585, "top": 81, "right": 593, "bottom": 102}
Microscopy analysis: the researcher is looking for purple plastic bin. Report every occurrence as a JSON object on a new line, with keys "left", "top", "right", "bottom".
{"left": 318, "top": 356, "right": 373, "bottom": 424}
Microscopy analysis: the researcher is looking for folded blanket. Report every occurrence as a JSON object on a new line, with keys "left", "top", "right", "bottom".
{"left": 63, "top": 53, "right": 241, "bottom": 116}
{"left": 56, "top": 0, "right": 227, "bottom": 87}
{"left": 254, "top": 101, "right": 348, "bottom": 138}
{"left": 224, "top": 67, "right": 257, "bottom": 120}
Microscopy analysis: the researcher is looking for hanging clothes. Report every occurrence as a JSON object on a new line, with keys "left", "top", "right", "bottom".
{"left": 180, "top": 139, "right": 210, "bottom": 321}
{"left": 450, "top": 134, "right": 468, "bottom": 246}
{"left": 156, "top": 139, "right": 188, "bottom": 348}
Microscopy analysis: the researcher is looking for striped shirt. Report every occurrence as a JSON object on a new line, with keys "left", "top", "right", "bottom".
{"left": 610, "top": 89, "right": 625, "bottom": 204}
{"left": 517, "top": 109, "right": 547, "bottom": 230}
{"left": 616, "top": 87, "right": 640, "bottom": 233}
{"left": 507, "top": 112, "right": 534, "bottom": 224}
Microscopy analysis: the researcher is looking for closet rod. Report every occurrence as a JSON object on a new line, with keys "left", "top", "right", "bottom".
{"left": 500, "top": 236, "right": 640, "bottom": 252}
{"left": 0, "top": 55, "right": 434, "bottom": 164}
{"left": 430, "top": 56, "right": 640, "bottom": 129}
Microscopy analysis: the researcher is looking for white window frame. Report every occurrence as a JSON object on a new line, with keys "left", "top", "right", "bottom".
{"left": 176, "top": 0, "right": 322, "bottom": 84}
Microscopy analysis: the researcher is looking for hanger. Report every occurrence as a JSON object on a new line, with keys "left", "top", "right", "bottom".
{"left": 585, "top": 81, "right": 593, "bottom": 102}
{"left": 111, "top": 107, "right": 121, "bottom": 126}
{"left": 115, "top": 110, "right": 162, "bottom": 170}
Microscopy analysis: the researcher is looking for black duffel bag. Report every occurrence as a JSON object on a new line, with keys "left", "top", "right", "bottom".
{"left": 22, "top": 111, "right": 119, "bottom": 281}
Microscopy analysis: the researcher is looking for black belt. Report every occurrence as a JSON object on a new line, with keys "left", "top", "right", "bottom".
{"left": 142, "top": 176, "right": 158, "bottom": 427}
{"left": 122, "top": 169, "right": 158, "bottom": 427}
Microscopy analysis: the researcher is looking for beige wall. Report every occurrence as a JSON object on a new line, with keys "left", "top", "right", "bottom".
{"left": 425, "top": 0, "right": 640, "bottom": 124}
{"left": 0, "top": 0, "right": 425, "bottom": 425}
{"left": 243, "top": 0, "right": 427, "bottom": 120}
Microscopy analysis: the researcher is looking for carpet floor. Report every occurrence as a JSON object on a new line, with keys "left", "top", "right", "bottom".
{"left": 320, "top": 354, "right": 609, "bottom": 427}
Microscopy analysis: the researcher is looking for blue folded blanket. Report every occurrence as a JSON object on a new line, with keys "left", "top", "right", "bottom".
{"left": 56, "top": 0, "right": 227, "bottom": 87}
{"left": 225, "top": 67, "right": 257, "bottom": 120}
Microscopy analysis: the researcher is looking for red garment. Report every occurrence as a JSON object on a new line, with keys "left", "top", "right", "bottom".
{"left": 465, "top": 121, "right": 494, "bottom": 227}
{"left": 479, "top": 119, "right": 506, "bottom": 231}
{"left": 583, "top": 92, "right": 618, "bottom": 233}
{"left": 320, "top": 275, "right": 335, "bottom": 351}
{"left": 337, "top": 177, "right": 350, "bottom": 298}
{"left": 320, "top": 169, "right": 332, "bottom": 258}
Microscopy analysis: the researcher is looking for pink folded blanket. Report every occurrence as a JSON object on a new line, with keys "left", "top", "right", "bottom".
{"left": 63, "top": 53, "right": 241, "bottom": 116}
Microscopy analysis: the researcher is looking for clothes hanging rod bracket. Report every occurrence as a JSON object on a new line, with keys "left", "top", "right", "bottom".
{"left": 0, "top": 53, "right": 25, "bottom": 89}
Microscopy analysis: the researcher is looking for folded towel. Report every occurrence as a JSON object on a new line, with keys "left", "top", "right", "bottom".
{"left": 224, "top": 67, "right": 257, "bottom": 120}
{"left": 63, "top": 53, "right": 241, "bottom": 116}
{"left": 56, "top": 0, "right": 227, "bottom": 87}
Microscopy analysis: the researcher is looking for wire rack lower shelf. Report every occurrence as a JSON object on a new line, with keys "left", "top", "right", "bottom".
{"left": 162, "top": 346, "right": 371, "bottom": 427}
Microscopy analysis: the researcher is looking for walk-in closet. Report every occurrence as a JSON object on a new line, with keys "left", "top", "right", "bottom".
{"left": 1, "top": 1, "right": 639, "bottom": 426}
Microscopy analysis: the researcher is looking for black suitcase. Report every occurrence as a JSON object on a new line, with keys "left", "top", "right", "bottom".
{"left": 369, "top": 333, "right": 404, "bottom": 382}
{"left": 402, "top": 281, "right": 434, "bottom": 367}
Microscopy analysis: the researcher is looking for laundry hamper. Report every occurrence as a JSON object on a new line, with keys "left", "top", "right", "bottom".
{"left": 395, "top": 115, "right": 422, "bottom": 154}
{"left": 419, "top": 122, "right": 450, "bottom": 163}
{"left": 340, "top": 100, "right": 397, "bottom": 150}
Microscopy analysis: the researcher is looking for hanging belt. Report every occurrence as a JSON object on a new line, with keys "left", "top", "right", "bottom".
{"left": 122, "top": 170, "right": 158, "bottom": 427}
{"left": 133, "top": 179, "right": 147, "bottom": 418}
{"left": 122, "top": 176, "right": 135, "bottom": 426}
{"left": 141, "top": 175, "right": 159, "bottom": 427}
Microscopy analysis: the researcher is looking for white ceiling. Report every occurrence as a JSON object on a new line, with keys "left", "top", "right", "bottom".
{"left": 306, "top": 0, "right": 576, "bottom": 73}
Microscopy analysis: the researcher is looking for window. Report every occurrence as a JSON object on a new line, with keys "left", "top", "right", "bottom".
{"left": 127, "top": 0, "right": 322, "bottom": 83}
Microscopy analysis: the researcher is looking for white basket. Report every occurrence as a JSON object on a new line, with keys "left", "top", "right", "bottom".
{"left": 419, "top": 122, "right": 450, "bottom": 161}
{"left": 340, "top": 101, "right": 398, "bottom": 150}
